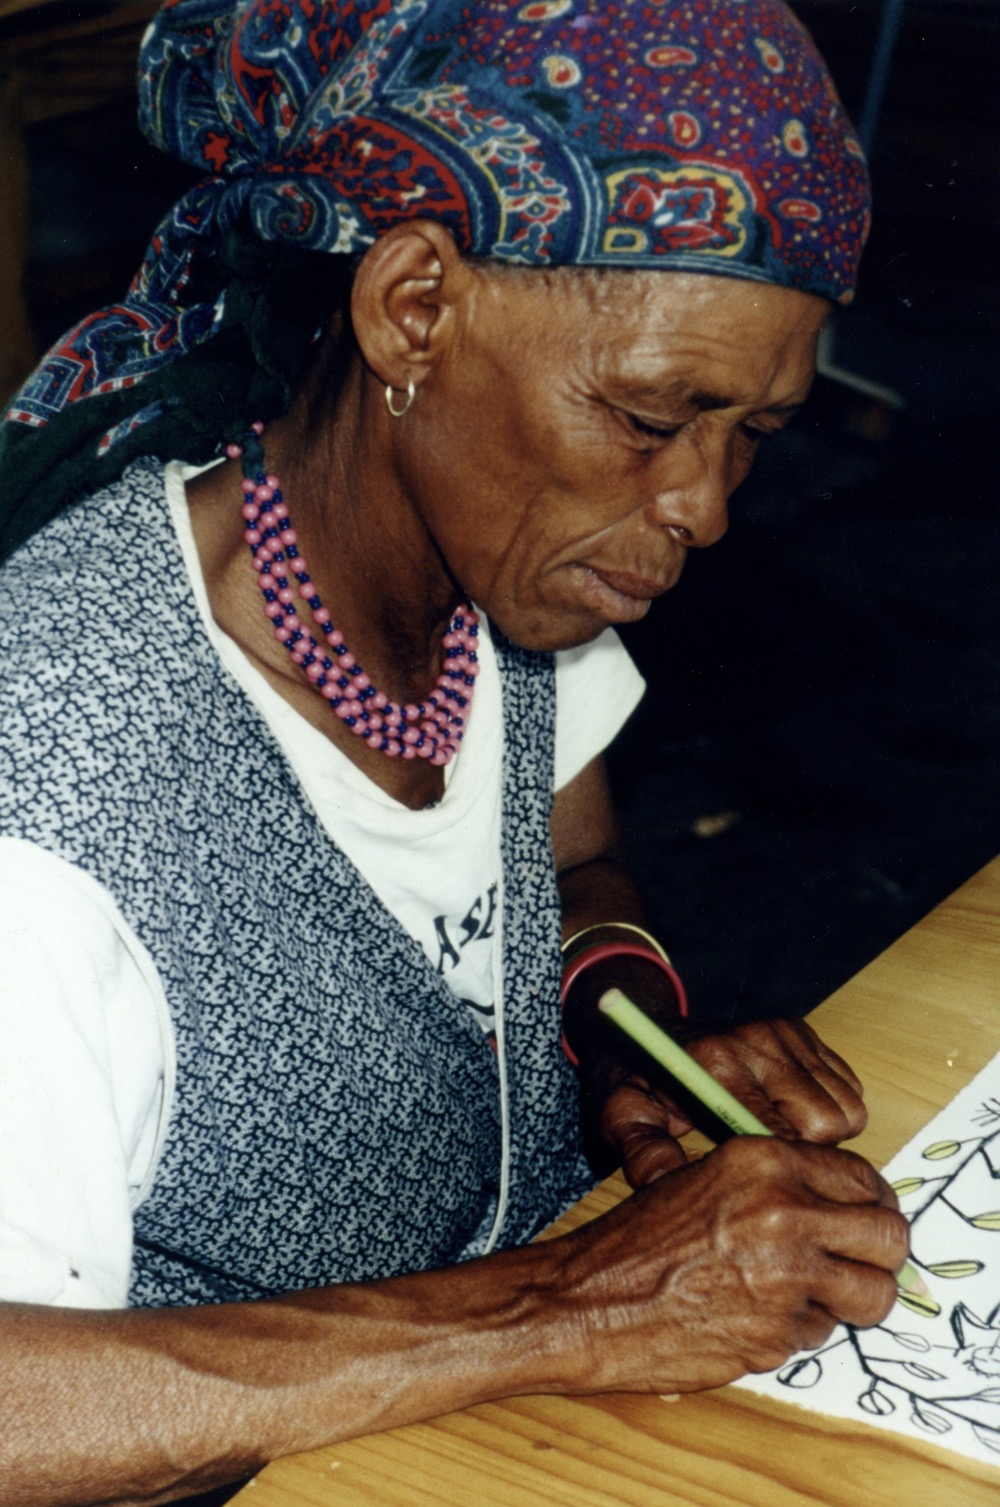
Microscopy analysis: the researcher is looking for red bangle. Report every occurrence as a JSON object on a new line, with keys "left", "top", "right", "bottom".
{"left": 559, "top": 942, "right": 689, "bottom": 1067}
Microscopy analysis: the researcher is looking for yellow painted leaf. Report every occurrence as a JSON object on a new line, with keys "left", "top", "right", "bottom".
{"left": 922, "top": 1140, "right": 962, "bottom": 1161}
{"left": 896, "top": 1289, "right": 941, "bottom": 1319}
{"left": 891, "top": 1177, "right": 926, "bottom": 1196}
{"left": 970, "top": 1212, "right": 1000, "bottom": 1231}
{"left": 925, "top": 1260, "right": 984, "bottom": 1279}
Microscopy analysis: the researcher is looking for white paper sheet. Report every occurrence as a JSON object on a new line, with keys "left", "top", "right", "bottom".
{"left": 733, "top": 1049, "right": 1000, "bottom": 1467}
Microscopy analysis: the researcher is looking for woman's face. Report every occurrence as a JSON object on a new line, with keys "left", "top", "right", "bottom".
{"left": 394, "top": 268, "right": 828, "bottom": 652}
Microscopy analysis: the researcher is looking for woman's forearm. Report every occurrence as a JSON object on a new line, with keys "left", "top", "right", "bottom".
{"left": 2, "top": 1139, "right": 907, "bottom": 1507}
{"left": 0, "top": 1239, "right": 579, "bottom": 1507}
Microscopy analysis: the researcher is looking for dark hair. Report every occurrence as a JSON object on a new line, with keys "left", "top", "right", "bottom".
{"left": 0, "top": 220, "right": 360, "bottom": 563}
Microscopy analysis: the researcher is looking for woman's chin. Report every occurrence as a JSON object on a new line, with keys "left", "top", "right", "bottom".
{"left": 485, "top": 602, "right": 630, "bottom": 655}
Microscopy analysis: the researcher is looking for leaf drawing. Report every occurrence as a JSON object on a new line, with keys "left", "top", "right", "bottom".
{"left": 922, "top": 1140, "right": 962, "bottom": 1160}
{"left": 895, "top": 1289, "right": 941, "bottom": 1320}
{"left": 911, "top": 1402, "right": 953, "bottom": 1435}
{"left": 924, "top": 1260, "right": 984, "bottom": 1279}
{"left": 777, "top": 1355, "right": 823, "bottom": 1389}
{"left": 891, "top": 1177, "right": 926, "bottom": 1197}
{"left": 859, "top": 1384, "right": 895, "bottom": 1417}
{"left": 885, "top": 1330, "right": 931, "bottom": 1352}
{"left": 972, "top": 1425, "right": 1000, "bottom": 1456}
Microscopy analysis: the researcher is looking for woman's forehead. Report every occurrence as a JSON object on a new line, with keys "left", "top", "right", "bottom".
{"left": 486, "top": 266, "right": 827, "bottom": 386}
{"left": 457, "top": 269, "right": 819, "bottom": 418}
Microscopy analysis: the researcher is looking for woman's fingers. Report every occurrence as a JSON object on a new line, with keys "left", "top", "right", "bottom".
{"left": 687, "top": 1020, "right": 868, "bottom": 1144}
{"left": 804, "top": 1025, "right": 864, "bottom": 1095}
{"left": 724, "top": 1144, "right": 909, "bottom": 1340}
{"left": 598, "top": 1082, "right": 691, "bottom": 1187}
{"left": 770, "top": 1019, "right": 868, "bottom": 1138}
{"left": 822, "top": 1264, "right": 901, "bottom": 1332}
{"left": 559, "top": 1136, "right": 909, "bottom": 1395}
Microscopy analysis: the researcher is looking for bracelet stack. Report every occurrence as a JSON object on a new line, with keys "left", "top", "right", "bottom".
{"left": 559, "top": 922, "right": 688, "bottom": 1067}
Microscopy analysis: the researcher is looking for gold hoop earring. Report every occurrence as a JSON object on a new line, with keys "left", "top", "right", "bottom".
{"left": 385, "top": 377, "right": 416, "bottom": 418}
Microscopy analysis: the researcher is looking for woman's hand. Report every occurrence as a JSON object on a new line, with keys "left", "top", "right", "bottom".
{"left": 1, "top": 1134, "right": 907, "bottom": 1507}
{"left": 598, "top": 1017, "right": 868, "bottom": 1188}
{"left": 558, "top": 914, "right": 868, "bottom": 1188}
{"left": 552, "top": 1134, "right": 908, "bottom": 1395}
{"left": 684, "top": 1018, "right": 867, "bottom": 1140}
{"left": 550, "top": 758, "right": 869, "bottom": 1184}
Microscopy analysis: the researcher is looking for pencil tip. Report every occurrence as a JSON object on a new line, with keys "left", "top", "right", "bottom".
{"left": 896, "top": 1261, "right": 938, "bottom": 1315}
{"left": 899, "top": 1260, "right": 929, "bottom": 1297}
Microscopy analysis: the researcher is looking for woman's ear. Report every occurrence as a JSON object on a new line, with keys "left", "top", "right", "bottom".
{"left": 349, "top": 220, "right": 466, "bottom": 391}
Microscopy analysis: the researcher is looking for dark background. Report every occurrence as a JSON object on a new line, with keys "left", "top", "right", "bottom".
{"left": 2, "top": 0, "right": 999, "bottom": 1036}
{"left": 611, "top": 0, "right": 1000, "bottom": 1024}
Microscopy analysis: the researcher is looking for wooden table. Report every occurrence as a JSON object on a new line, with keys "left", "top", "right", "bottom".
{"left": 232, "top": 858, "right": 1000, "bottom": 1506}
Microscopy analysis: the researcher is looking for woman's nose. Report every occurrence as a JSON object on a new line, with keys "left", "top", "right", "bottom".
{"left": 647, "top": 433, "right": 734, "bottom": 548}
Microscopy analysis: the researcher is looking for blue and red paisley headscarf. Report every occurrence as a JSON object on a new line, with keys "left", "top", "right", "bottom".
{"left": 1, "top": 0, "right": 870, "bottom": 558}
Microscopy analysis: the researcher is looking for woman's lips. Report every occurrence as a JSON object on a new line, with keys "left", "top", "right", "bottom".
{"left": 576, "top": 565, "right": 676, "bottom": 622}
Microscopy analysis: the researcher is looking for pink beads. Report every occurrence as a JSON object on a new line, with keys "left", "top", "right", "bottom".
{"left": 238, "top": 424, "right": 479, "bottom": 767}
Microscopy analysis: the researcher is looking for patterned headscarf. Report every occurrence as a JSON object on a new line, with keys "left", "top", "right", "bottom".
{"left": 1, "top": 0, "right": 869, "bottom": 559}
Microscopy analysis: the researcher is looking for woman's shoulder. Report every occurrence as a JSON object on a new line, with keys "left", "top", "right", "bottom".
{"left": 0, "top": 458, "right": 202, "bottom": 773}
{"left": 0, "top": 458, "right": 185, "bottom": 656}
{"left": 0, "top": 459, "right": 173, "bottom": 710}
{"left": 553, "top": 628, "right": 645, "bottom": 790}
{"left": 0, "top": 457, "right": 169, "bottom": 591}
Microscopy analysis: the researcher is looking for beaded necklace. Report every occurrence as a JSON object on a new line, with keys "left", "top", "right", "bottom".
{"left": 229, "top": 423, "right": 479, "bottom": 767}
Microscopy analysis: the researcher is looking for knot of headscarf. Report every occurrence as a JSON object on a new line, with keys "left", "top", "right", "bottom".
{"left": 0, "top": 0, "right": 870, "bottom": 561}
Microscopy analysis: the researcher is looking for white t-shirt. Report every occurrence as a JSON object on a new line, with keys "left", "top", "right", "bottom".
{"left": 0, "top": 463, "right": 644, "bottom": 1310}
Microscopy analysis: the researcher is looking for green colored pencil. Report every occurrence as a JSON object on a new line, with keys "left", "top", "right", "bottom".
{"left": 598, "top": 987, "right": 931, "bottom": 1303}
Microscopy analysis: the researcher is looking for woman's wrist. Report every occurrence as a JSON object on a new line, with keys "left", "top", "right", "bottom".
{"left": 561, "top": 920, "right": 672, "bottom": 968}
{"left": 560, "top": 939, "right": 689, "bottom": 1071}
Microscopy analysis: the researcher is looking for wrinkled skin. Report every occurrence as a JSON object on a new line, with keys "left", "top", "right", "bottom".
{"left": 2, "top": 226, "right": 909, "bottom": 1507}
{"left": 553, "top": 1135, "right": 905, "bottom": 1392}
{"left": 599, "top": 1016, "right": 870, "bottom": 1188}
{"left": 190, "top": 222, "right": 828, "bottom": 808}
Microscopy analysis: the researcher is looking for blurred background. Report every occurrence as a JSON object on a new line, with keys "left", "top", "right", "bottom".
{"left": 1, "top": 0, "right": 998, "bottom": 1026}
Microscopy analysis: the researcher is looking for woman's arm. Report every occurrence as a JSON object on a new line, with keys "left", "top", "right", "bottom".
{"left": 2, "top": 1134, "right": 907, "bottom": 1507}
{"left": 0, "top": 756, "right": 908, "bottom": 1507}
{"left": 552, "top": 757, "right": 871, "bottom": 1185}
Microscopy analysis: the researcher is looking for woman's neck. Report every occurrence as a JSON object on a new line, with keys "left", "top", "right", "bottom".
{"left": 185, "top": 382, "right": 464, "bottom": 808}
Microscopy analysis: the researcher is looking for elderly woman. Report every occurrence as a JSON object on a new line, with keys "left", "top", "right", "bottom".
{"left": 0, "top": 1, "right": 905, "bottom": 1502}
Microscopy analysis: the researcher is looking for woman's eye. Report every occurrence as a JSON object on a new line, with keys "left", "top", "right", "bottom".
{"left": 739, "top": 423, "right": 778, "bottom": 445}
{"left": 628, "top": 414, "right": 681, "bottom": 440}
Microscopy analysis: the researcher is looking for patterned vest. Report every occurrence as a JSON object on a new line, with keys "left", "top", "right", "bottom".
{"left": 0, "top": 461, "right": 593, "bottom": 1306}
